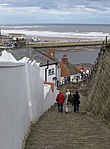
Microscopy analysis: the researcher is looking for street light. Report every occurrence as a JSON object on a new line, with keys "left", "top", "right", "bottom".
{"left": 105, "top": 34, "right": 110, "bottom": 45}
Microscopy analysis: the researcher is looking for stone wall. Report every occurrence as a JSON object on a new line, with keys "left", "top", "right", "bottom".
{"left": 86, "top": 47, "right": 110, "bottom": 121}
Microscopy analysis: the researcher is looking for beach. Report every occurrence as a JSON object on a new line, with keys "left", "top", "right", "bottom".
{"left": 37, "top": 36, "right": 104, "bottom": 43}
{"left": 27, "top": 35, "right": 101, "bottom": 64}
{"left": 32, "top": 36, "right": 101, "bottom": 64}
{"left": 0, "top": 24, "right": 106, "bottom": 64}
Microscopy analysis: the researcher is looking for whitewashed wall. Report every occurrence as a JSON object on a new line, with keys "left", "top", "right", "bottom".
{"left": 21, "top": 58, "right": 44, "bottom": 122}
{"left": 57, "top": 66, "right": 61, "bottom": 83}
{"left": 40, "top": 64, "right": 57, "bottom": 84}
{"left": 0, "top": 50, "right": 58, "bottom": 149}
{"left": 43, "top": 84, "right": 53, "bottom": 112}
{"left": 0, "top": 62, "right": 30, "bottom": 149}
{"left": 43, "top": 84, "right": 59, "bottom": 112}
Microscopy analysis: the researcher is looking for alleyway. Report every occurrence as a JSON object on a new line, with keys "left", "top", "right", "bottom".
{"left": 24, "top": 84, "right": 110, "bottom": 149}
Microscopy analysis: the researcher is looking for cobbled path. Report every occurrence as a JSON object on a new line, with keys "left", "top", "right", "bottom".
{"left": 24, "top": 103, "right": 110, "bottom": 149}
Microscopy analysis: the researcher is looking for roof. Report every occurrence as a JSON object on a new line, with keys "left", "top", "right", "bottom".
{"left": 0, "top": 35, "right": 12, "bottom": 39}
{"left": 58, "top": 61, "right": 71, "bottom": 77}
{"left": 59, "top": 61, "right": 81, "bottom": 77}
{"left": 68, "top": 62, "right": 80, "bottom": 74}
{"left": 74, "top": 63, "right": 92, "bottom": 72}
{"left": 0, "top": 48, "right": 57, "bottom": 66}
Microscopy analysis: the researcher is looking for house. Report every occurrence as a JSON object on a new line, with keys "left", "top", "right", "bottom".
{"left": 40, "top": 59, "right": 58, "bottom": 86}
{"left": 0, "top": 48, "right": 59, "bottom": 86}
{"left": 0, "top": 32, "right": 26, "bottom": 48}
{"left": 8, "top": 33, "right": 26, "bottom": 41}
{"left": 31, "top": 48, "right": 61, "bottom": 86}
{"left": 58, "top": 54, "right": 80, "bottom": 84}
{"left": 0, "top": 35, "right": 13, "bottom": 47}
{"left": 74, "top": 63, "right": 92, "bottom": 79}
{"left": 46, "top": 48, "right": 56, "bottom": 60}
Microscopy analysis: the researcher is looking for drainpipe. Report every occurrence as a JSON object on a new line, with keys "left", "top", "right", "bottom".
{"left": 55, "top": 62, "right": 58, "bottom": 86}
{"left": 45, "top": 60, "right": 49, "bottom": 82}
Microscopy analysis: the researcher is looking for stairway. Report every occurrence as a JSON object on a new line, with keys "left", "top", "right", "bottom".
{"left": 24, "top": 103, "right": 110, "bottom": 149}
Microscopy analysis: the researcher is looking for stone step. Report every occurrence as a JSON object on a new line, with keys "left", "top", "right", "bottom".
{"left": 24, "top": 104, "right": 110, "bottom": 149}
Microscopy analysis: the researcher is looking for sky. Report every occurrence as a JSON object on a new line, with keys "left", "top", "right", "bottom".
{"left": 0, "top": 0, "right": 110, "bottom": 24}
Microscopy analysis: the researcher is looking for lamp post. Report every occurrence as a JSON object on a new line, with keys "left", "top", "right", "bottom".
{"left": 105, "top": 34, "right": 110, "bottom": 45}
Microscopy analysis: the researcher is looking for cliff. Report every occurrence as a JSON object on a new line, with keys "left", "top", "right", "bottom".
{"left": 86, "top": 46, "right": 110, "bottom": 121}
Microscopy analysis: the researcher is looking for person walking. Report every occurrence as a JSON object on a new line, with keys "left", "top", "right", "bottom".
{"left": 73, "top": 90, "right": 80, "bottom": 112}
{"left": 56, "top": 90, "right": 65, "bottom": 113}
{"left": 65, "top": 89, "right": 73, "bottom": 113}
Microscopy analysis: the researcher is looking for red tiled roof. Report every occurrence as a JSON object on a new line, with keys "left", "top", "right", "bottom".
{"left": 59, "top": 61, "right": 71, "bottom": 77}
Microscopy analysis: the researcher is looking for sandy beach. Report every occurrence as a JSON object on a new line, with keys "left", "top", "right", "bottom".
{"left": 38, "top": 36, "right": 103, "bottom": 43}
{"left": 31, "top": 36, "right": 102, "bottom": 52}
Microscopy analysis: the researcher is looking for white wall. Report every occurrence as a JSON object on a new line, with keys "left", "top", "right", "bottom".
{"left": 43, "top": 84, "right": 53, "bottom": 112}
{"left": 0, "top": 62, "right": 30, "bottom": 149}
{"left": 40, "top": 64, "right": 57, "bottom": 84}
{"left": 43, "top": 84, "right": 59, "bottom": 112}
{"left": 24, "top": 59, "right": 44, "bottom": 122}
{"left": 57, "top": 66, "right": 61, "bottom": 83}
{"left": 0, "top": 50, "right": 58, "bottom": 149}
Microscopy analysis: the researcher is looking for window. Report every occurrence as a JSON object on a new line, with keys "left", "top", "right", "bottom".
{"left": 48, "top": 68, "right": 55, "bottom": 75}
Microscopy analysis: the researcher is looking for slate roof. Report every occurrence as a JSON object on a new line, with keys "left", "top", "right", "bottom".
{"left": 68, "top": 62, "right": 80, "bottom": 74}
{"left": 74, "top": 63, "right": 92, "bottom": 71}
{"left": 0, "top": 48, "right": 57, "bottom": 66}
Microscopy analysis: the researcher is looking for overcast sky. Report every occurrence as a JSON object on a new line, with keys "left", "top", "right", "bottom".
{"left": 0, "top": 0, "right": 110, "bottom": 24}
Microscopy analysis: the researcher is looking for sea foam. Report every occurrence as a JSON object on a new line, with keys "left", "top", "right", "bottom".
{"left": 0, "top": 25, "right": 110, "bottom": 41}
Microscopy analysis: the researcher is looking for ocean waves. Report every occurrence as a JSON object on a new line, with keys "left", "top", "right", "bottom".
{"left": 0, "top": 24, "right": 110, "bottom": 41}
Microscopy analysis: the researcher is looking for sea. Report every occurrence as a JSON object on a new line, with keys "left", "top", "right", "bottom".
{"left": 0, "top": 24, "right": 110, "bottom": 64}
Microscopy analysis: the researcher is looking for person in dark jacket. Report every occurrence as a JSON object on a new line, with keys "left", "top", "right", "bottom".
{"left": 73, "top": 90, "right": 80, "bottom": 112}
{"left": 56, "top": 91, "right": 65, "bottom": 113}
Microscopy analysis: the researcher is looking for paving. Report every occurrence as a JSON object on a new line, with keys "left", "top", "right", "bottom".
{"left": 24, "top": 95, "right": 110, "bottom": 149}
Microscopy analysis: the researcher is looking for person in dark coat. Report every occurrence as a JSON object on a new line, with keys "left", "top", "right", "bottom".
{"left": 73, "top": 90, "right": 80, "bottom": 112}
{"left": 56, "top": 91, "right": 65, "bottom": 113}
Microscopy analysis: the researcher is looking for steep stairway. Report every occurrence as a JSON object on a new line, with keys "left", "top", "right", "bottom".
{"left": 24, "top": 103, "right": 110, "bottom": 149}
{"left": 24, "top": 48, "right": 110, "bottom": 149}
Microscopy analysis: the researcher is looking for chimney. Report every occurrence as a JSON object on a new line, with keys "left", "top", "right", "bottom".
{"left": 62, "top": 54, "right": 68, "bottom": 66}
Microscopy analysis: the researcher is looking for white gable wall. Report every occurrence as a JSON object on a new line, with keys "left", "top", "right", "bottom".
{"left": 0, "top": 62, "right": 30, "bottom": 149}
{"left": 0, "top": 51, "right": 58, "bottom": 149}
{"left": 27, "top": 60, "right": 44, "bottom": 122}
{"left": 40, "top": 64, "right": 57, "bottom": 84}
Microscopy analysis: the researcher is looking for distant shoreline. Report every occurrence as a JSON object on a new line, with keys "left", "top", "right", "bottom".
{"left": 27, "top": 37, "right": 102, "bottom": 49}
{"left": 38, "top": 36, "right": 104, "bottom": 43}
